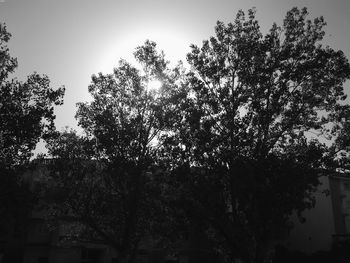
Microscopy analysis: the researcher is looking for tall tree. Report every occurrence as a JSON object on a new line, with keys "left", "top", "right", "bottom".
{"left": 45, "top": 41, "right": 182, "bottom": 263}
{"left": 0, "top": 24, "right": 65, "bottom": 168}
{"left": 0, "top": 23, "right": 65, "bottom": 240}
{"left": 161, "top": 7, "right": 350, "bottom": 263}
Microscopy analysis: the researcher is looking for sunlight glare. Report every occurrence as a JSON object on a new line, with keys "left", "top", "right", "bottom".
{"left": 147, "top": 79, "right": 162, "bottom": 91}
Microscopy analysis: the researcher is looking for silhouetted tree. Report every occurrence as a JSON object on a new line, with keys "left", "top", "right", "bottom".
{"left": 0, "top": 24, "right": 65, "bottom": 168}
{"left": 44, "top": 41, "right": 183, "bottom": 263}
{"left": 0, "top": 23, "right": 65, "bottom": 241}
{"left": 326, "top": 104, "right": 350, "bottom": 175}
{"left": 161, "top": 7, "right": 350, "bottom": 263}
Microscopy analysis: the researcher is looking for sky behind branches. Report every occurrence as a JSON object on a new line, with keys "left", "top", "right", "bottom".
{"left": 1, "top": 0, "right": 350, "bottom": 153}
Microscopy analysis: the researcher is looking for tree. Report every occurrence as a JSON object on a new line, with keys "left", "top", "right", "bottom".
{"left": 0, "top": 24, "right": 65, "bottom": 168}
{"left": 326, "top": 104, "right": 350, "bottom": 173}
{"left": 45, "top": 41, "right": 182, "bottom": 263}
{"left": 161, "top": 7, "right": 350, "bottom": 263}
{"left": 0, "top": 23, "right": 65, "bottom": 243}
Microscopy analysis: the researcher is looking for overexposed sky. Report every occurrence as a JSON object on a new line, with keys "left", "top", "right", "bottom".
{"left": 1, "top": 0, "right": 350, "bottom": 153}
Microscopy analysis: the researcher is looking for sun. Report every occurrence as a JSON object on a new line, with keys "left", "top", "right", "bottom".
{"left": 147, "top": 79, "right": 162, "bottom": 91}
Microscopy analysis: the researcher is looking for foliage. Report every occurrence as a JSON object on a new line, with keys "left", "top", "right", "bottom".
{"left": 45, "top": 41, "right": 182, "bottom": 263}
{"left": 0, "top": 23, "right": 65, "bottom": 238}
{"left": 25, "top": 7, "right": 350, "bottom": 263}
{"left": 0, "top": 24, "right": 65, "bottom": 168}
{"left": 161, "top": 7, "right": 350, "bottom": 263}
{"left": 326, "top": 104, "right": 350, "bottom": 174}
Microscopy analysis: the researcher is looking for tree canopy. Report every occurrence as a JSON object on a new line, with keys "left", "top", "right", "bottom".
{"left": 160, "top": 7, "right": 350, "bottom": 263}
{"left": 0, "top": 24, "right": 65, "bottom": 168}
{"left": 0, "top": 22, "right": 65, "bottom": 241}
{"left": 40, "top": 7, "right": 350, "bottom": 263}
{"left": 44, "top": 40, "right": 185, "bottom": 263}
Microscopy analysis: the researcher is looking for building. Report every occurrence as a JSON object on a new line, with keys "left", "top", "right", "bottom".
{"left": 2, "top": 160, "right": 350, "bottom": 262}
{"left": 0, "top": 162, "right": 220, "bottom": 263}
{"left": 329, "top": 175, "right": 350, "bottom": 244}
{"left": 285, "top": 175, "right": 350, "bottom": 254}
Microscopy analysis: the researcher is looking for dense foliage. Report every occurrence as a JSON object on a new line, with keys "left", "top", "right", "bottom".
{"left": 160, "top": 7, "right": 350, "bottom": 262}
{"left": 44, "top": 41, "right": 185, "bottom": 263}
{"left": 0, "top": 23, "right": 64, "bottom": 240}
{"left": 40, "top": 7, "right": 350, "bottom": 263}
{"left": 0, "top": 24, "right": 65, "bottom": 168}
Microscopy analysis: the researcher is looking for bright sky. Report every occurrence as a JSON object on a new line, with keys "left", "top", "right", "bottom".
{"left": 1, "top": 0, "right": 350, "bottom": 153}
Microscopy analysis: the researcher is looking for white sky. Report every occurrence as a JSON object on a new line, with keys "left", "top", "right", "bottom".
{"left": 1, "top": 0, "right": 350, "bottom": 153}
